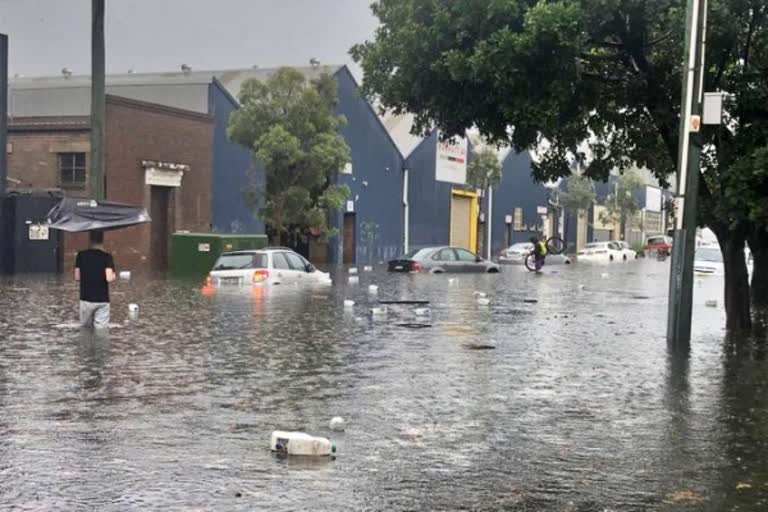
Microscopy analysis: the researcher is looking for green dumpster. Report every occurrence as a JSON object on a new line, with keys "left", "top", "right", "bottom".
{"left": 170, "top": 232, "right": 268, "bottom": 279}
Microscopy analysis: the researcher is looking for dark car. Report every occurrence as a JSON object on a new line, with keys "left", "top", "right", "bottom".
{"left": 388, "top": 246, "right": 501, "bottom": 274}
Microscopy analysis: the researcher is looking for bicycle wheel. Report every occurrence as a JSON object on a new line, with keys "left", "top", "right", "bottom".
{"left": 546, "top": 236, "right": 565, "bottom": 255}
{"left": 524, "top": 253, "right": 537, "bottom": 271}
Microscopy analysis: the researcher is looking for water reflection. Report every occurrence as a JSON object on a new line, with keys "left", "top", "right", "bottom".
{"left": 0, "top": 261, "right": 765, "bottom": 510}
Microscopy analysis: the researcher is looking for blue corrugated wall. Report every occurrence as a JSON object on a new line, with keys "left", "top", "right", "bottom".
{"left": 489, "top": 151, "right": 550, "bottom": 254}
{"left": 406, "top": 132, "right": 454, "bottom": 251}
{"left": 209, "top": 81, "right": 264, "bottom": 234}
{"left": 327, "top": 68, "right": 404, "bottom": 264}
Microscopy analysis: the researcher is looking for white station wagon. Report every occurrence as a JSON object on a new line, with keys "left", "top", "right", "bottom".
{"left": 577, "top": 241, "right": 636, "bottom": 263}
{"left": 207, "top": 248, "right": 331, "bottom": 287}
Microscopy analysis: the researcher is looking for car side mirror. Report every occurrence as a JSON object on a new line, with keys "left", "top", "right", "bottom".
{"left": 306, "top": 263, "right": 315, "bottom": 273}
{"left": 476, "top": 256, "right": 482, "bottom": 263}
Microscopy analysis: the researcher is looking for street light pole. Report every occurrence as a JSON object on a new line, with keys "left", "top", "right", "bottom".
{"left": 90, "top": 0, "right": 106, "bottom": 201}
{"left": 667, "top": 0, "right": 708, "bottom": 349}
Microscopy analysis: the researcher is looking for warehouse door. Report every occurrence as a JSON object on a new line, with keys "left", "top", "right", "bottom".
{"left": 450, "top": 193, "right": 473, "bottom": 251}
{"left": 150, "top": 186, "right": 172, "bottom": 270}
{"left": 343, "top": 213, "right": 356, "bottom": 264}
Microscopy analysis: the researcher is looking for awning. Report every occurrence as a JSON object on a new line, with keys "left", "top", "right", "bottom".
{"left": 46, "top": 197, "right": 151, "bottom": 232}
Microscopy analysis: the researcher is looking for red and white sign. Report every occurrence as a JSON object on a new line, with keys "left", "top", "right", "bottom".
{"left": 690, "top": 115, "right": 701, "bottom": 133}
{"left": 435, "top": 134, "right": 468, "bottom": 184}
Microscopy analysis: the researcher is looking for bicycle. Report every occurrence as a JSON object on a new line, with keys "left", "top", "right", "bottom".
{"left": 524, "top": 236, "right": 566, "bottom": 271}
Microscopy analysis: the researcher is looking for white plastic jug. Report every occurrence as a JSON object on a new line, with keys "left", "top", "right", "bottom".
{"left": 119, "top": 271, "right": 131, "bottom": 281}
{"left": 270, "top": 431, "right": 335, "bottom": 456}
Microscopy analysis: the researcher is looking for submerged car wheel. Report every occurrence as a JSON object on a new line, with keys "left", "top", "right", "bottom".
{"left": 487, "top": 268, "right": 500, "bottom": 273}
{"left": 623, "top": 255, "right": 628, "bottom": 261}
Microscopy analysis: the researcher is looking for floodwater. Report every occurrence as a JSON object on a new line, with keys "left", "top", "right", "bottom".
{"left": 1, "top": 259, "right": 767, "bottom": 511}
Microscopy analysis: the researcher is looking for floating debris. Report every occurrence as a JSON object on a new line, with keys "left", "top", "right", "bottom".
{"left": 329, "top": 417, "right": 346, "bottom": 432}
{"left": 343, "top": 300, "right": 355, "bottom": 308}
{"left": 270, "top": 431, "right": 335, "bottom": 456}
{"left": 395, "top": 323, "right": 432, "bottom": 329}
{"left": 464, "top": 343, "right": 496, "bottom": 350}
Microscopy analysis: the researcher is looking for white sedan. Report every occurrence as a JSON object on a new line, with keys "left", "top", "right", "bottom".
{"left": 694, "top": 244, "right": 753, "bottom": 276}
{"left": 207, "top": 248, "right": 331, "bottom": 287}
{"left": 614, "top": 241, "right": 638, "bottom": 260}
{"left": 577, "top": 242, "right": 632, "bottom": 263}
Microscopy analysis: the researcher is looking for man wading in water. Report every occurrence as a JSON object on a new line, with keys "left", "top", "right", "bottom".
{"left": 75, "top": 231, "right": 116, "bottom": 329}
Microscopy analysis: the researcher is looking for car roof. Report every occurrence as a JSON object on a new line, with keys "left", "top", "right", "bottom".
{"left": 219, "top": 250, "right": 266, "bottom": 255}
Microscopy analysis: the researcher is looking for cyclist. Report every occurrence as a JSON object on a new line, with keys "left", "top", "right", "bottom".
{"left": 530, "top": 235, "right": 548, "bottom": 272}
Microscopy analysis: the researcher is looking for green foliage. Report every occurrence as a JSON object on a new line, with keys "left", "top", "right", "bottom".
{"left": 466, "top": 143, "right": 503, "bottom": 189}
{"left": 558, "top": 175, "right": 596, "bottom": 211}
{"left": 228, "top": 67, "right": 351, "bottom": 242}
{"left": 352, "top": 0, "right": 768, "bottom": 228}
{"left": 598, "top": 171, "right": 644, "bottom": 236}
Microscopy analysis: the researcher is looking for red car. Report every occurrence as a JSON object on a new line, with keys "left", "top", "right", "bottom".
{"left": 646, "top": 235, "right": 673, "bottom": 256}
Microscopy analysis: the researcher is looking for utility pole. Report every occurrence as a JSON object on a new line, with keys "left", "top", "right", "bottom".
{"left": 0, "top": 34, "right": 8, "bottom": 197}
{"left": 90, "top": 0, "right": 106, "bottom": 201}
{"left": 667, "top": 0, "right": 708, "bottom": 349}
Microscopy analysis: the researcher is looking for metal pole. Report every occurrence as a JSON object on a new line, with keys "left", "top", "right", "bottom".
{"left": 90, "top": 0, "right": 105, "bottom": 201}
{"left": 0, "top": 34, "right": 7, "bottom": 197}
{"left": 486, "top": 186, "right": 493, "bottom": 260}
{"left": 667, "top": 0, "right": 707, "bottom": 349}
{"left": 403, "top": 167, "right": 409, "bottom": 255}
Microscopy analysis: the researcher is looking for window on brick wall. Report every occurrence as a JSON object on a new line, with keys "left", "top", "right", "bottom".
{"left": 58, "top": 153, "right": 86, "bottom": 187}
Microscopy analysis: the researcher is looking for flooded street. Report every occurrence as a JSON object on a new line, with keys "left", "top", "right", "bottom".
{"left": 1, "top": 259, "right": 768, "bottom": 511}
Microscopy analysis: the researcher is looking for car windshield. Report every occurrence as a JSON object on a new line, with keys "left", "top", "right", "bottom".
{"left": 508, "top": 243, "right": 533, "bottom": 251}
{"left": 695, "top": 247, "right": 722, "bottom": 263}
{"left": 648, "top": 237, "right": 666, "bottom": 244}
{"left": 213, "top": 253, "right": 267, "bottom": 270}
{"left": 585, "top": 243, "right": 606, "bottom": 249}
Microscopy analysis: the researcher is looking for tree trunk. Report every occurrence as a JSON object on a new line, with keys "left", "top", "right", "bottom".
{"left": 717, "top": 230, "right": 752, "bottom": 332}
{"left": 748, "top": 228, "right": 768, "bottom": 316}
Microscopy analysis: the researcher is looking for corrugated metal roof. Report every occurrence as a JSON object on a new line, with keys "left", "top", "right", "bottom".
{"left": 9, "top": 65, "right": 344, "bottom": 117}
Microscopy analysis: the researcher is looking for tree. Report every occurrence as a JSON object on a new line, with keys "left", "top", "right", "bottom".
{"left": 557, "top": 174, "right": 596, "bottom": 250}
{"left": 228, "top": 68, "right": 351, "bottom": 245}
{"left": 466, "top": 137, "right": 502, "bottom": 190}
{"left": 352, "top": 0, "right": 768, "bottom": 333}
{"left": 598, "top": 171, "right": 644, "bottom": 240}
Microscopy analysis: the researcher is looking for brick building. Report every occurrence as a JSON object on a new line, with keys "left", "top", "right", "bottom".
{"left": 7, "top": 95, "right": 213, "bottom": 271}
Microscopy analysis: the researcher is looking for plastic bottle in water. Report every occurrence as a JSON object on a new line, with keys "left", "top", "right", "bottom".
{"left": 270, "top": 431, "right": 335, "bottom": 456}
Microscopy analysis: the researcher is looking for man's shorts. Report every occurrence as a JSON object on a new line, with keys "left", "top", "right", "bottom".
{"left": 79, "top": 301, "right": 110, "bottom": 329}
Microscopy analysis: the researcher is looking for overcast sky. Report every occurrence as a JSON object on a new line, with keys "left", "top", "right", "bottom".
{"left": 0, "top": 0, "right": 378, "bottom": 77}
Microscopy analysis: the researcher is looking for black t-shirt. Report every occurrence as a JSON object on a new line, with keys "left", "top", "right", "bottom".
{"left": 75, "top": 249, "right": 115, "bottom": 303}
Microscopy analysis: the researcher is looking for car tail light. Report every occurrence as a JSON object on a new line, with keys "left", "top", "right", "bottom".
{"left": 253, "top": 269, "right": 269, "bottom": 283}
{"left": 411, "top": 261, "right": 423, "bottom": 272}
{"left": 205, "top": 274, "right": 213, "bottom": 286}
